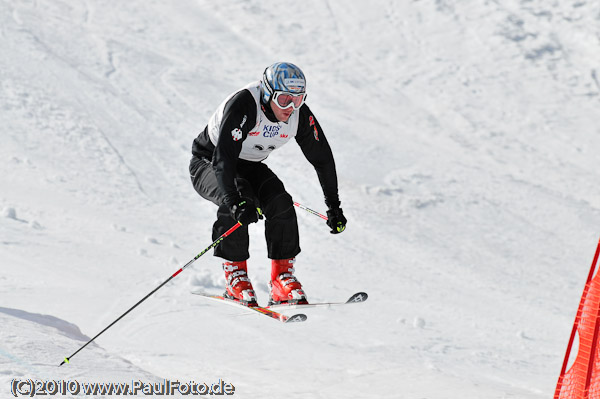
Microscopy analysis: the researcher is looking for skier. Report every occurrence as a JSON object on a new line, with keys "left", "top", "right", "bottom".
{"left": 189, "top": 62, "right": 346, "bottom": 306}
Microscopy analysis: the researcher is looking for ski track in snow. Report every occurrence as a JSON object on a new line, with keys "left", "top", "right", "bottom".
{"left": 1, "top": 0, "right": 600, "bottom": 398}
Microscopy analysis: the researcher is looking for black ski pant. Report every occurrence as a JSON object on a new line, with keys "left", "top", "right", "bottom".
{"left": 189, "top": 155, "right": 301, "bottom": 262}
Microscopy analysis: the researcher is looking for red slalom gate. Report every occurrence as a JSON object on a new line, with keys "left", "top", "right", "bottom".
{"left": 555, "top": 238, "right": 600, "bottom": 399}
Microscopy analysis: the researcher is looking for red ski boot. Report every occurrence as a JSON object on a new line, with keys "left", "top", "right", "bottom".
{"left": 268, "top": 258, "right": 308, "bottom": 305}
{"left": 222, "top": 260, "right": 257, "bottom": 305}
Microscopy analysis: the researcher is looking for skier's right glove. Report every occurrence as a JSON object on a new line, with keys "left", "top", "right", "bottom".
{"left": 229, "top": 198, "right": 260, "bottom": 226}
{"left": 326, "top": 207, "right": 347, "bottom": 234}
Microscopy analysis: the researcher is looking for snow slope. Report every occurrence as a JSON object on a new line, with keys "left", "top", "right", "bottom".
{"left": 1, "top": 0, "right": 600, "bottom": 397}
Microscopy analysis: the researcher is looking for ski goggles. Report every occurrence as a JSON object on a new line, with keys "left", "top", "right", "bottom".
{"left": 272, "top": 91, "right": 306, "bottom": 110}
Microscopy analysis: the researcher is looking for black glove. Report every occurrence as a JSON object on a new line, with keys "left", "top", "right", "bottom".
{"left": 230, "top": 198, "right": 260, "bottom": 226}
{"left": 326, "top": 207, "right": 347, "bottom": 234}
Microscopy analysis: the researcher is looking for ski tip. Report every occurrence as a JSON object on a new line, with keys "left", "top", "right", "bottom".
{"left": 285, "top": 314, "right": 307, "bottom": 323}
{"left": 346, "top": 292, "right": 368, "bottom": 304}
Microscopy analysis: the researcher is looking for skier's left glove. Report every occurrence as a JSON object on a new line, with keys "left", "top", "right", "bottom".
{"left": 326, "top": 207, "right": 347, "bottom": 234}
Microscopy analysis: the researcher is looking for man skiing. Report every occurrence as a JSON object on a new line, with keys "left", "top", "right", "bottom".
{"left": 189, "top": 62, "right": 346, "bottom": 306}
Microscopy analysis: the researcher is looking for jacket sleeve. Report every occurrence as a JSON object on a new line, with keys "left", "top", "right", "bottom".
{"left": 295, "top": 104, "right": 341, "bottom": 209}
{"left": 212, "top": 89, "right": 257, "bottom": 207}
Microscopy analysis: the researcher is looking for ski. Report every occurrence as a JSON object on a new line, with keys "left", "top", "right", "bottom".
{"left": 267, "top": 292, "right": 368, "bottom": 310}
{"left": 191, "top": 291, "right": 307, "bottom": 323}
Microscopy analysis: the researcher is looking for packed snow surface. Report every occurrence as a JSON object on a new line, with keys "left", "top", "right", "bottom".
{"left": 1, "top": 1, "right": 600, "bottom": 398}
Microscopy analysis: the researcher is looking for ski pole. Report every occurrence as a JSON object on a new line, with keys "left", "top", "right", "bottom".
{"left": 59, "top": 221, "right": 243, "bottom": 366}
{"left": 293, "top": 201, "right": 328, "bottom": 220}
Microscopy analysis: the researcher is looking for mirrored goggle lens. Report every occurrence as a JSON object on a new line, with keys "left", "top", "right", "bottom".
{"left": 274, "top": 92, "right": 305, "bottom": 109}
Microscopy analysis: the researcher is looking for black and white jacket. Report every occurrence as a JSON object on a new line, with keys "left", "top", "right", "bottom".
{"left": 192, "top": 81, "right": 340, "bottom": 209}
